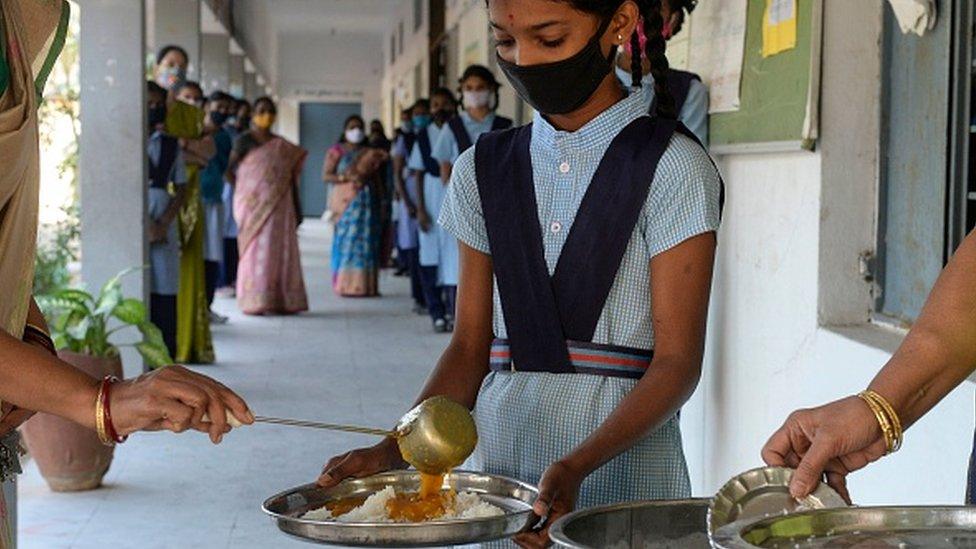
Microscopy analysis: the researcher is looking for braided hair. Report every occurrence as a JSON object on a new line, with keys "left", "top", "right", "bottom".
{"left": 637, "top": 0, "right": 676, "bottom": 119}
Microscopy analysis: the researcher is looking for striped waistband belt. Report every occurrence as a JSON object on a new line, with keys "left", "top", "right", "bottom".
{"left": 489, "top": 339, "right": 653, "bottom": 380}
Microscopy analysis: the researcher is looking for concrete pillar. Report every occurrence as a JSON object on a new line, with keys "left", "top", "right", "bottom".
{"left": 200, "top": 33, "right": 230, "bottom": 94}
{"left": 147, "top": 0, "right": 201, "bottom": 81}
{"left": 228, "top": 54, "right": 245, "bottom": 98}
{"left": 244, "top": 72, "right": 259, "bottom": 101}
{"left": 79, "top": 0, "right": 147, "bottom": 377}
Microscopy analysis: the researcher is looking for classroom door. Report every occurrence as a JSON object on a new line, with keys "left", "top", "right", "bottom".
{"left": 298, "top": 102, "right": 361, "bottom": 217}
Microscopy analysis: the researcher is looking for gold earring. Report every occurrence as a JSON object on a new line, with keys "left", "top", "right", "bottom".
{"left": 617, "top": 34, "right": 623, "bottom": 42}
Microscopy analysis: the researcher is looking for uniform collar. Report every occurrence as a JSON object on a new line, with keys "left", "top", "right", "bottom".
{"left": 531, "top": 90, "right": 647, "bottom": 152}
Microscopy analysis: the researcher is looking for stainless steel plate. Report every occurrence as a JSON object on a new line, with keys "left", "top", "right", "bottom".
{"left": 711, "top": 506, "right": 976, "bottom": 548}
{"left": 550, "top": 498, "right": 712, "bottom": 549}
{"left": 262, "top": 470, "right": 539, "bottom": 547}
{"left": 708, "top": 467, "right": 847, "bottom": 535}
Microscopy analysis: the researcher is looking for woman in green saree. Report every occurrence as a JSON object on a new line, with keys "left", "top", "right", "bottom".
{"left": 155, "top": 47, "right": 216, "bottom": 364}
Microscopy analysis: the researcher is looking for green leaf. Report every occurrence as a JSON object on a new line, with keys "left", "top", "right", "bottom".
{"left": 93, "top": 285, "right": 121, "bottom": 317}
{"left": 98, "top": 266, "right": 140, "bottom": 301}
{"left": 112, "top": 298, "right": 146, "bottom": 325}
{"left": 138, "top": 321, "right": 166, "bottom": 349}
{"left": 52, "top": 333, "right": 68, "bottom": 351}
{"left": 136, "top": 341, "right": 173, "bottom": 369}
{"left": 65, "top": 315, "right": 90, "bottom": 341}
{"left": 51, "top": 287, "right": 94, "bottom": 306}
{"left": 35, "top": 294, "right": 88, "bottom": 316}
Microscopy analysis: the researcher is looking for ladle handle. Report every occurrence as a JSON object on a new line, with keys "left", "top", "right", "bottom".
{"left": 253, "top": 416, "right": 395, "bottom": 437}
{"left": 204, "top": 411, "right": 395, "bottom": 437}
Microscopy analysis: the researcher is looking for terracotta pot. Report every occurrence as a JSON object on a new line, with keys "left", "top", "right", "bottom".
{"left": 21, "top": 351, "right": 122, "bottom": 492}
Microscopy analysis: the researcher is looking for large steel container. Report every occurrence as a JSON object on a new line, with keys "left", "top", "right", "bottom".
{"left": 550, "top": 498, "right": 711, "bottom": 548}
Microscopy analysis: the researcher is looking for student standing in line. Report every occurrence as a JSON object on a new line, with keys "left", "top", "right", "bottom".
{"left": 218, "top": 98, "right": 248, "bottom": 298}
{"left": 200, "top": 91, "right": 235, "bottom": 325}
{"left": 433, "top": 65, "right": 514, "bottom": 185}
{"left": 319, "top": 1, "right": 722, "bottom": 547}
{"left": 408, "top": 88, "right": 459, "bottom": 333}
{"left": 392, "top": 100, "right": 430, "bottom": 314}
{"left": 614, "top": 0, "right": 708, "bottom": 145}
{"left": 146, "top": 81, "right": 188, "bottom": 357}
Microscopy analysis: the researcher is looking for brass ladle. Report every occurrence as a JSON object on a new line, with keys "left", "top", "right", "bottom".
{"left": 213, "top": 396, "right": 478, "bottom": 474}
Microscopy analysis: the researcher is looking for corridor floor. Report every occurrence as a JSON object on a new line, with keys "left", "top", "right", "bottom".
{"left": 19, "top": 220, "right": 449, "bottom": 548}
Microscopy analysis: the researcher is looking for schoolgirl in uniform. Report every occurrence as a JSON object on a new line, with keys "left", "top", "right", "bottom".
{"left": 432, "top": 65, "right": 514, "bottom": 184}
{"left": 409, "top": 88, "right": 460, "bottom": 332}
{"left": 320, "top": 1, "right": 722, "bottom": 546}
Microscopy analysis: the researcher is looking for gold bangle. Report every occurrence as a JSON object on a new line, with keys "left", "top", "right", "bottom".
{"left": 858, "top": 391, "right": 894, "bottom": 454}
{"left": 863, "top": 390, "right": 904, "bottom": 452}
{"left": 94, "top": 383, "right": 113, "bottom": 446}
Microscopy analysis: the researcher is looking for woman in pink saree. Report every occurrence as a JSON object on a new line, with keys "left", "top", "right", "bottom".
{"left": 227, "top": 97, "right": 309, "bottom": 315}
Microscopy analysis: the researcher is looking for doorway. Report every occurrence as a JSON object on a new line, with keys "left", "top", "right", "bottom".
{"left": 298, "top": 102, "right": 361, "bottom": 217}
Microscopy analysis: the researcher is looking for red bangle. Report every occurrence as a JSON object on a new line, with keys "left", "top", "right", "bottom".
{"left": 101, "top": 376, "right": 127, "bottom": 444}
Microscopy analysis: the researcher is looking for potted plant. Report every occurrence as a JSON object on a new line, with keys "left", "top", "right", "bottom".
{"left": 21, "top": 268, "right": 173, "bottom": 492}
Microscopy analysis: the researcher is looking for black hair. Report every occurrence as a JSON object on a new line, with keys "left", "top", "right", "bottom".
{"left": 665, "top": 0, "right": 698, "bottom": 37}
{"left": 412, "top": 98, "right": 431, "bottom": 112}
{"left": 208, "top": 90, "right": 234, "bottom": 104}
{"left": 431, "top": 87, "right": 457, "bottom": 105}
{"left": 147, "top": 80, "right": 166, "bottom": 98}
{"left": 370, "top": 119, "right": 385, "bottom": 131}
{"left": 339, "top": 114, "right": 366, "bottom": 143}
{"left": 458, "top": 64, "right": 501, "bottom": 111}
{"left": 156, "top": 44, "right": 189, "bottom": 65}
{"left": 237, "top": 99, "right": 252, "bottom": 111}
{"left": 253, "top": 96, "right": 277, "bottom": 114}
{"left": 173, "top": 80, "right": 203, "bottom": 98}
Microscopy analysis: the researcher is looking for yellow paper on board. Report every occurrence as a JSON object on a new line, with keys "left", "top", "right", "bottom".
{"left": 762, "top": 0, "right": 797, "bottom": 57}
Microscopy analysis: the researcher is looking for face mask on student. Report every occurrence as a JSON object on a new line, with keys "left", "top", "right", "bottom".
{"left": 463, "top": 90, "right": 492, "bottom": 110}
{"left": 433, "top": 110, "right": 452, "bottom": 125}
{"left": 252, "top": 113, "right": 275, "bottom": 130}
{"left": 497, "top": 17, "right": 616, "bottom": 115}
{"left": 345, "top": 128, "right": 365, "bottom": 144}
{"left": 148, "top": 105, "right": 167, "bottom": 129}
{"left": 156, "top": 66, "right": 186, "bottom": 90}
{"left": 209, "top": 111, "right": 230, "bottom": 127}
{"left": 225, "top": 115, "right": 238, "bottom": 127}
{"left": 412, "top": 115, "right": 431, "bottom": 130}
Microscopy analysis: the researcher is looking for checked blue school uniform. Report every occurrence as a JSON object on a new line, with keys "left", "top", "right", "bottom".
{"left": 431, "top": 111, "right": 513, "bottom": 166}
{"left": 440, "top": 90, "right": 722, "bottom": 514}
{"left": 408, "top": 122, "right": 458, "bottom": 286}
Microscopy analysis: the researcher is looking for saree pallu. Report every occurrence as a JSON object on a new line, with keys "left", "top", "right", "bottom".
{"left": 330, "top": 151, "right": 382, "bottom": 297}
{"left": 0, "top": 1, "right": 70, "bottom": 546}
{"left": 166, "top": 102, "right": 214, "bottom": 364}
{"left": 234, "top": 137, "right": 309, "bottom": 315}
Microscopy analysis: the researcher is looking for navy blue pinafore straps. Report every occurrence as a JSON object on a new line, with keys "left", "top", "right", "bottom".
{"left": 449, "top": 115, "right": 514, "bottom": 153}
{"left": 474, "top": 116, "right": 680, "bottom": 376}
{"left": 415, "top": 128, "right": 442, "bottom": 177}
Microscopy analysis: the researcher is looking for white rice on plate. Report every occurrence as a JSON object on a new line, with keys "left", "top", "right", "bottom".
{"left": 302, "top": 486, "right": 505, "bottom": 523}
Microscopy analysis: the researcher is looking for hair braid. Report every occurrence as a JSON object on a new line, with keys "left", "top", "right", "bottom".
{"left": 640, "top": 1, "right": 676, "bottom": 119}
{"left": 629, "top": 31, "right": 643, "bottom": 88}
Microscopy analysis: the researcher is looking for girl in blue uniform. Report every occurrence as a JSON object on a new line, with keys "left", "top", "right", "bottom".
{"left": 432, "top": 65, "right": 514, "bottom": 184}
{"left": 409, "top": 88, "right": 460, "bottom": 332}
{"left": 320, "top": 1, "right": 722, "bottom": 546}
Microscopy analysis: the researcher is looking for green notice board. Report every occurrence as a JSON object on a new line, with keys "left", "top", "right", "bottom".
{"left": 709, "top": 0, "right": 822, "bottom": 151}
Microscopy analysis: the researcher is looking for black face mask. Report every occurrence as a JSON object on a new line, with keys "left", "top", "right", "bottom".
{"left": 148, "top": 105, "right": 167, "bottom": 129}
{"left": 432, "top": 109, "right": 453, "bottom": 126}
{"left": 209, "top": 111, "right": 230, "bottom": 127}
{"left": 497, "top": 18, "right": 616, "bottom": 115}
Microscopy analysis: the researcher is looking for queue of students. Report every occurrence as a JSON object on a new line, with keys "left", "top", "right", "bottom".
{"left": 149, "top": 45, "right": 309, "bottom": 363}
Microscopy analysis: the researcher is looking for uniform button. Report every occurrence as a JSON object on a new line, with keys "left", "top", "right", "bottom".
{"left": 559, "top": 162, "right": 570, "bottom": 174}
{"left": 550, "top": 221, "right": 562, "bottom": 234}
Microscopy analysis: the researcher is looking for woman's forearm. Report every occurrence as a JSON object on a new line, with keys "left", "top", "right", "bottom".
{"left": 440, "top": 162, "right": 453, "bottom": 185}
{"left": 869, "top": 231, "right": 976, "bottom": 427}
{"left": 0, "top": 330, "right": 99, "bottom": 428}
{"left": 563, "top": 355, "right": 700, "bottom": 475}
{"left": 414, "top": 340, "right": 491, "bottom": 410}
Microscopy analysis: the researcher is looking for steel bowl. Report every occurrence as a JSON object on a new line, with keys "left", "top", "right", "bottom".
{"left": 262, "top": 470, "right": 538, "bottom": 547}
{"left": 550, "top": 498, "right": 712, "bottom": 548}
{"left": 711, "top": 505, "right": 976, "bottom": 548}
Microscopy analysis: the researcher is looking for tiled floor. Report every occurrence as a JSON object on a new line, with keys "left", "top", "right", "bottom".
{"left": 19, "top": 220, "right": 449, "bottom": 548}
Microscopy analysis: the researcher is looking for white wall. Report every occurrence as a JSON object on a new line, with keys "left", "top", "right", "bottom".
{"left": 683, "top": 0, "right": 975, "bottom": 504}
{"left": 381, "top": 0, "right": 431, "bottom": 130}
